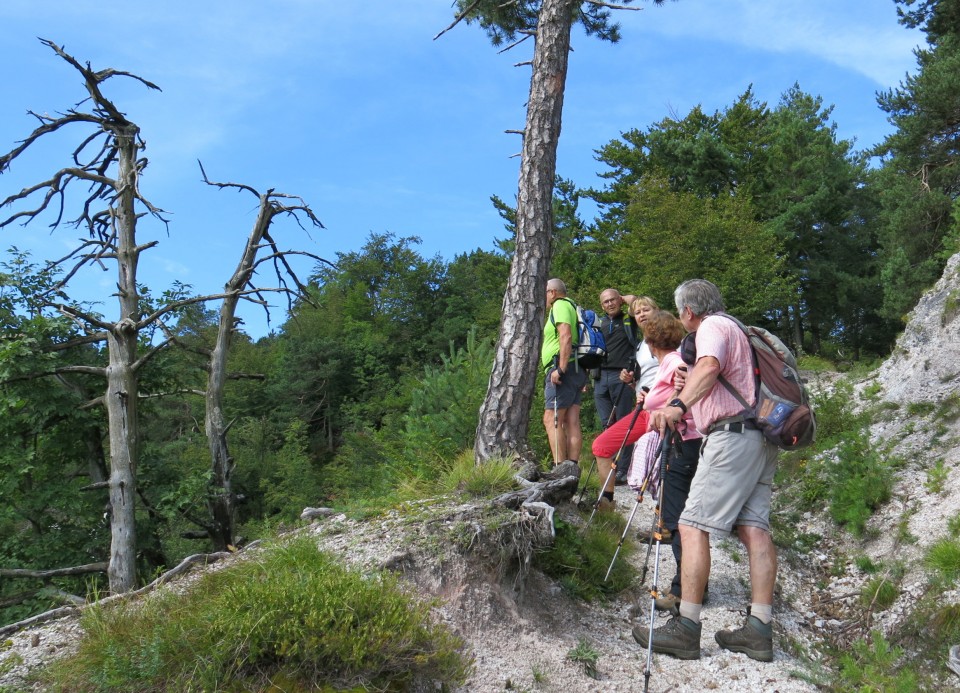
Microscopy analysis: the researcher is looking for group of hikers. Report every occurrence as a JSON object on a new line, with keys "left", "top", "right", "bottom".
{"left": 541, "top": 277, "right": 779, "bottom": 663}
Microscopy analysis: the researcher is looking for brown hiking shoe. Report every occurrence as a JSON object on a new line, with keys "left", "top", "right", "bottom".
{"left": 636, "top": 526, "right": 672, "bottom": 543}
{"left": 654, "top": 593, "right": 680, "bottom": 613}
{"left": 715, "top": 615, "right": 773, "bottom": 662}
{"left": 632, "top": 615, "right": 701, "bottom": 660}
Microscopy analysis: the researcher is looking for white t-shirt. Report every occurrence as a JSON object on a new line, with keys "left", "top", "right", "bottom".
{"left": 634, "top": 340, "right": 659, "bottom": 392}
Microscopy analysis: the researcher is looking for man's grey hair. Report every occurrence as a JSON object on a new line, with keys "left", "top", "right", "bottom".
{"left": 674, "top": 279, "right": 725, "bottom": 317}
{"left": 547, "top": 278, "right": 567, "bottom": 294}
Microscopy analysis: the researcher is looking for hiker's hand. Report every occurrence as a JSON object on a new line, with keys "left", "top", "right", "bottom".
{"left": 674, "top": 365, "right": 688, "bottom": 391}
{"left": 550, "top": 368, "right": 564, "bottom": 385}
{"left": 619, "top": 368, "right": 634, "bottom": 384}
{"left": 635, "top": 389, "right": 646, "bottom": 406}
{"left": 651, "top": 406, "right": 682, "bottom": 433}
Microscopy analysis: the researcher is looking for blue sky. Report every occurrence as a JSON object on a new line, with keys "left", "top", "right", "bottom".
{"left": 0, "top": 1, "right": 923, "bottom": 338}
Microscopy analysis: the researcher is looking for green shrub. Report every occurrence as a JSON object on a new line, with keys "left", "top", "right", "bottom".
{"left": 402, "top": 329, "right": 493, "bottom": 466}
{"left": 536, "top": 516, "right": 636, "bottom": 601}
{"left": 906, "top": 401, "right": 936, "bottom": 417}
{"left": 925, "top": 459, "right": 949, "bottom": 495}
{"left": 861, "top": 576, "right": 899, "bottom": 611}
{"left": 936, "top": 392, "right": 960, "bottom": 422}
{"left": 42, "top": 537, "right": 471, "bottom": 692}
{"left": 836, "top": 631, "right": 918, "bottom": 692}
{"left": 925, "top": 538, "right": 960, "bottom": 586}
{"left": 566, "top": 638, "right": 600, "bottom": 680}
{"left": 827, "top": 432, "right": 893, "bottom": 537}
{"left": 948, "top": 512, "right": 960, "bottom": 538}
{"left": 811, "top": 379, "right": 866, "bottom": 448}
{"left": 438, "top": 450, "right": 518, "bottom": 498}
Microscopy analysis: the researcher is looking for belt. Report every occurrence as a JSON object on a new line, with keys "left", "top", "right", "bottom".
{"left": 707, "top": 417, "right": 756, "bottom": 435}
{"left": 600, "top": 366, "right": 628, "bottom": 372}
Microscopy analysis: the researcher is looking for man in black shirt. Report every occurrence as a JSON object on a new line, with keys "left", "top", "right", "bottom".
{"left": 593, "top": 288, "right": 638, "bottom": 484}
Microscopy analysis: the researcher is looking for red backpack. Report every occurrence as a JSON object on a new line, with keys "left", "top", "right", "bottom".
{"left": 716, "top": 314, "right": 816, "bottom": 451}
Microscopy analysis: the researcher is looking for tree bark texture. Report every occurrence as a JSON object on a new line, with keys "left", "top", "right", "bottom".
{"left": 105, "top": 123, "right": 143, "bottom": 594}
{"left": 474, "top": 0, "right": 576, "bottom": 463}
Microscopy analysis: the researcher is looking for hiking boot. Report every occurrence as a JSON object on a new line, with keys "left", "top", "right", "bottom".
{"left": 654, "top": 593, "right": 680, "bottom": 613}
{"left": 632, "top": 615, "right": 701, "bottom": 660}
{"left": 615, "top": 470, "right": 628, "bottom": 486}
{"left": 636, "top": 527, "right": 672, "bottom": 543}
{"left": 715, "top": 615, "right": 773, "bottom": 662}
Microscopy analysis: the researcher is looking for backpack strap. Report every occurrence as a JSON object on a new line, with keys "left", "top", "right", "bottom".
{"left": 548, "top": 297, "right": 579, "bottom": 343}
{"left": 709, "top": 313, "right": 759, "bottom": 418}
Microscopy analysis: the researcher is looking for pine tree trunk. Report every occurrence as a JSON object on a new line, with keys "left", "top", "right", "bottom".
{"left": 474, "top": 0, "right": 576, "bottom": 463}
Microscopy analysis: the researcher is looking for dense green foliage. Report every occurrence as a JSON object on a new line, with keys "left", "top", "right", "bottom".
{"left": 872, "top": 0, "right": 960, "bottom": 320}
{"left": 40, "top": 536, "right": 471, "bottom": 692}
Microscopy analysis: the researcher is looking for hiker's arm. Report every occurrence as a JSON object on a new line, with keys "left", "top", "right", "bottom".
{"left": 550, "top": 322, "right": 574, "bottom": 385}
{"left": 650, "top": 356, "right": 720, "bottom": 431}
{"left": 557, "top": 322, "right": 573, "bottom": 368}
{"left": 621, "top": 294, "right": 638, "bottom": 314}
{"left": 677, "top": 357, "right": 720, "bottom": 407}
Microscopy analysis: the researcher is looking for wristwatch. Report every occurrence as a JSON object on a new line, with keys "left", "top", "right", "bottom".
{"left": 667, "top": 398, "right": 687, "bottom": 414}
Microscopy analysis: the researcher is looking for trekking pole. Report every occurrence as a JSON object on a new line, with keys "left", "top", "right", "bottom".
{"left": 551, "top": 357, "right": 561, "bottom": 466}
{"left": 577, "top": 385, "right": 648, "bottom": 505}
{"left": 637, "top": 434, "right": 670, "bottom": 586}
{"left": 604, "top": 382, "right": 625, "bottom": 429}
{"left": 643, "top": 430, "right": 677, "bottom": 693}
{"left": 585, "top": 397, "right": 647, "bottom": 525}
{"left": 603, "top": 440, "right": 659, "bottom": 582}
{"left": 604, "top": 493, "right": 641, "bottom": 582}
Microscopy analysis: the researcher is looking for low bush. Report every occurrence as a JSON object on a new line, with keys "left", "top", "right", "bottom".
{"left": 41, "top": 537, "right": 471, "bottom": 692}
{"left": 536, "top": 515, "right": 636, "bottom": 602}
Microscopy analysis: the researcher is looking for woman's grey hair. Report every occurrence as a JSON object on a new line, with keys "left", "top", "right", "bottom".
{"left": 674, "top": 279, "right": 725, "bottom": 317}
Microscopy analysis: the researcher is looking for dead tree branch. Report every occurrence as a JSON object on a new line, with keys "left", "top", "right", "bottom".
{"left": 0, "top": 563, "right": 108, "bottom": 579}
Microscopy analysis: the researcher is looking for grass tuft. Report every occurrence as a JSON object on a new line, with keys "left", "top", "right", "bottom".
{"left": 536, "top": 515, "right": 636, "bottom": 602}
{"left": 41, "top": 536, "right": 471, "bottom": 692}
{"left": 924, "top": 538, "right": 960, "bottom": 586}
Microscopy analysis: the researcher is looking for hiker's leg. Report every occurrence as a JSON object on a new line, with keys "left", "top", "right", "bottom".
{"left": 543, "top": 407, "right": 568, "bottom": 462}
{"left": 738, "top": 525, "right": 777, "bottom": 607}
{"left": 732, "top": 438, "right": 779, "bottom": 611}
{"left": 677, "top": 524, "right": 710, "bottom": 606}
{"left": 564, "top": 404, "right": 582, "bottom": 462}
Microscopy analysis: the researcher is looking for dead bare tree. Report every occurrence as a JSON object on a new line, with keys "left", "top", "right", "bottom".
{"left": 189, "top": 164, "right": 327, "bottom": 551}
{"left": 0, "top": 40, "right": 324, "bottom": 591}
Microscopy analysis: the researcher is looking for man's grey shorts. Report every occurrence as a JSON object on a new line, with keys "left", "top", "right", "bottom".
{"left": 679, "top": 427, "right": 778, "bottom": 536}
{"left": 544, "top": 366, "right": 587, "bottom": 410}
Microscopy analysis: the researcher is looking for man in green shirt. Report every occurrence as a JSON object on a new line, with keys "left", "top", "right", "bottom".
{"left": 541, "top": 278, "right": 588, "bottom": 465}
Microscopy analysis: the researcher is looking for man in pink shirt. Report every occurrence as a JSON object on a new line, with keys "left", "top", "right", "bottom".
{"left": 635, "top": 279, "right": 779, "bottom": 662}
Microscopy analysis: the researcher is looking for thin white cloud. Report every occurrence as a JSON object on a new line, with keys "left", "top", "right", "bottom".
{"left": 633, "top": 0, "right": 923, "bottom": 87}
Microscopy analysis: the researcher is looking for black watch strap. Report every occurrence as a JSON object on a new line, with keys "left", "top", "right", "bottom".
{"left": 668, "top": 398, "right": 687, "bottom": 414}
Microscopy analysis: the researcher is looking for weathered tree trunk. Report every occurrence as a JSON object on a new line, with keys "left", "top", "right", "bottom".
{"left": 474, "top": 0, "right": 576, "bottom": 464}
{"left": 474, "top": 0, "right": 579, "bottom": 463}
{"left": 204, "top": 194, "right": 278, "bottom": 550}
{"left": 205, "top": 324, "right": 235, "bottom": 551}
{"left": 105, "top": 123, "right": 143, "bottom": 594}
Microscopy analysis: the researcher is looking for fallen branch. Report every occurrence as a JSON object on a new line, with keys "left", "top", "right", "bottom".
{"left": 0, "top": 563, "right": 107, "bottom": 579}
{"left": 0, "top": 552, "right": 233, "bottom": 637}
